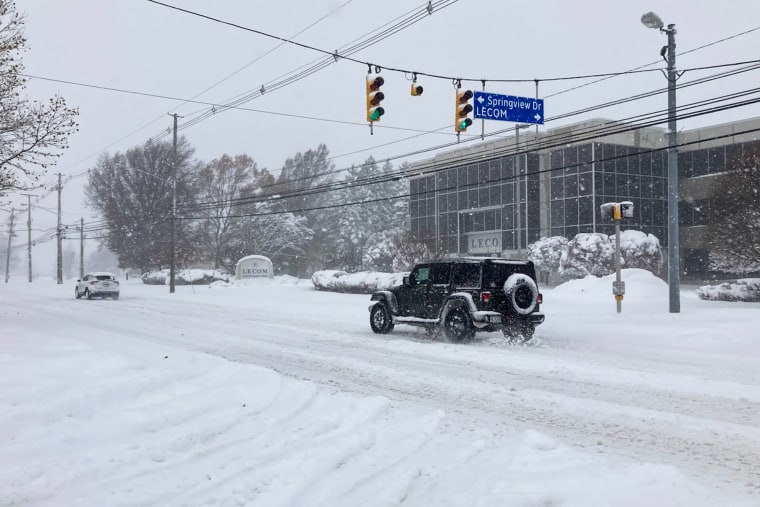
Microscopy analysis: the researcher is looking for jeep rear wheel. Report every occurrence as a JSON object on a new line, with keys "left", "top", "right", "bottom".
{"left": 370, "top": 303, "right": 394, "bottom": 334}
{"left": 443, "top": 309, "right": 475, "bottom": 342}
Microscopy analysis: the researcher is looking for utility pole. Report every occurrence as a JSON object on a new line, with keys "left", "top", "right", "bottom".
{"left": 4, "top": 209, "right": 14, "bottom": 283}
{"left": 56, "top": 173, "right": 63, "bottom": 284}
{"left": 169, "top": 113, "right": 178, "bottom": 294}
{"left": 21, "top": 194, "right": 33, "bottom": 282}
{"left": 80, "top": 217, "right": 84, "bottom": 279}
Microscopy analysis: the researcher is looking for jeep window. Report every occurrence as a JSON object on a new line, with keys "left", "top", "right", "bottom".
{"left": 452, "top": 263, "right": 481, "bottom": 289}
{"left": 411, "top": 266, "right": 430, "bottom": 285}
{"left": 429, "top": 264, "right": 451, "bottom": 285}
{"left": 485, "top": 262, "right": 536, "bottom": 287}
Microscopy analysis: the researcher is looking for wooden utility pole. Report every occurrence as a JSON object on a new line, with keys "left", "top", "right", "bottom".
{"left": 80, "top": 217, "right": 84, "bottom": 279}
{"left": 170, "top": 113, "right": 178, "bottom": 294}
{"left": 4, "top": 209, "right": 14, "bottom": 283}
{"left": 20, "top": 194, "right": 34, "bottom": 282}
{"left": 56, "top": 173, "right": 63, "bottom": 284}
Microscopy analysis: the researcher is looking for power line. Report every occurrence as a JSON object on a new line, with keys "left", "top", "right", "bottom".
{"left": 78, "top": 98, "right": 760, "bottom": 237}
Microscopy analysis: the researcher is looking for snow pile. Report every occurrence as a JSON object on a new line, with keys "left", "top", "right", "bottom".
{"left": 696, "top": 278, "right": 760, "bottom": 302}
{"left": 551, "top": 268, "right": 668, "bottom": 310}
{"left": 209, "top": 274, "right": 303, "bottom": 288}
{"left": 141, "top": 268, "right": 230, "bottom": 285}
{"left": 311, "top": 270, "right": 405, "bottom": 293}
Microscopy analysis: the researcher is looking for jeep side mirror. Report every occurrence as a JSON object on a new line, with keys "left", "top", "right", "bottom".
{"left": 403, "top": 275, "right": 410, "bottom": 286}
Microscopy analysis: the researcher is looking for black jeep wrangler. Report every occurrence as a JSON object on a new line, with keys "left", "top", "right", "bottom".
{"left": 368, "top": 258, "right": 544, "bottom": 342}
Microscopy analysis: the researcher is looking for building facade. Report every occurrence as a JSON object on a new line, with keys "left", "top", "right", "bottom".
{"left": 408, "top": 116, "right": 760, "bottom": 279}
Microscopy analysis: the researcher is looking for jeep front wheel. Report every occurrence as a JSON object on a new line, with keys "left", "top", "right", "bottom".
{"left": 443, "top": 308, "right": 475, "bottom": 342}
{"left": 370, "top": 303, "right": 394, "bottom": 334}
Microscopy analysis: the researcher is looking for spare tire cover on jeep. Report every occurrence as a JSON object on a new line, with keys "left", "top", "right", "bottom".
{"left": 503, "top": 273, "right": 538, "bottom": 315}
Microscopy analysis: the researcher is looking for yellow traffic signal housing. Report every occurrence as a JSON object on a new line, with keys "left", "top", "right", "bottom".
{"left": 410, "top": 82, "right": 423, "bottom": 96}
{"left": 366, "top": 74, "right": 385, "bottom": 122}
{"left": 455, "top": 89, "right": 473, "bottom": 132}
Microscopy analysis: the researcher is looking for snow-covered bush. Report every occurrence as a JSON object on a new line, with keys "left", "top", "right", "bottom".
{"left": 560, "top": 233, "right": 615, "bottom": 278}
{"left": 141, "top": 269, "right": 230, "bottom": 285}
{"left": 696, "top": 278, "right": 760, "bottom": 302}
{"left": 311, "top": 270, "right": 405, "bottom": 294}
{"left": 617, "top": 230, "right": 662, "bottom": 275}
{"left": 528, "top": 236, "right": 568, "bottom": 284}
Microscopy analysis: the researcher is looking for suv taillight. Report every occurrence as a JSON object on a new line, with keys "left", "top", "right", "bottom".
{"left": 537, "top": 293, "right": 543, "bottom": 304}
{"left": 480, "top": 291, "right": 491, "bottom": 303}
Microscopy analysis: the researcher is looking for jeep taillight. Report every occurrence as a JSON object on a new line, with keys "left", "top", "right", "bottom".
{"left": 480, "top": 291, "right": 491, "bottom": 303}
{"left": 537, "top": 293, "right": 543, "bottom": 304}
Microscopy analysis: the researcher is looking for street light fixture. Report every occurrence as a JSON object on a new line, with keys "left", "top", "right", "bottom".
{"left": 641, "top": 11, "right": 680, "bottom": 313}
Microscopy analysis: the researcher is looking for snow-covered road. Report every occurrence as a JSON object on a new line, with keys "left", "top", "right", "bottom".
{"left": 3, "top": 271, "right": 759, "bottom": 505}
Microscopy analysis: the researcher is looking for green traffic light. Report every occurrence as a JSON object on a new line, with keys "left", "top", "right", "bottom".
{"left": 369, "top": 107, "right": 384, "bottom": 121}
{"left": 457, "top": 118, "right": 472, "bottom": 130}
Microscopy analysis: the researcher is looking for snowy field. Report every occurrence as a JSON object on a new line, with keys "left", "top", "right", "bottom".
{"left": 2, "top": 269, "right": 759, "bottom": 506}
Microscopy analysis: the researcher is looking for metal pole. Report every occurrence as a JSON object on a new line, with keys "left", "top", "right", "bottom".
{"left": 515, "top": 126, "right": 521, "bottom": 251}
{"left": 665, "top": 24, "right": 680, "bottom": 313}
{"left": 80, "top": 217, "right": 84, "bottom": 279}
{"left": 56, "top": 173, "right": 63, "bottom": 284}
{"left": 615, "top": 220, "right": 622, "bottom": 313}
{"left": 4, "top": 209, "right": 14, "bottom": 283}
{"left": 170, "top": 113, "right": 178, "bottom": 294}
{"left": 22, "top": 194, "right": 32, "bottom": 282}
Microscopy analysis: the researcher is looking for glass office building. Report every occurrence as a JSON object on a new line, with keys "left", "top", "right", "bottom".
{"left": 408, "top": 116, "right": 760, "bottom": 278}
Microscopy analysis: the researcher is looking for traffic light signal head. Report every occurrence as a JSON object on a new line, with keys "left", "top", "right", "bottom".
{"left": 366, "top": 74, "right": 385, "bottom": 122}
{"left": 410, "top": 82, "right": 423, "bottom": 96}
{"left": 455, "top": 88, "right": 473, "bottom": 132}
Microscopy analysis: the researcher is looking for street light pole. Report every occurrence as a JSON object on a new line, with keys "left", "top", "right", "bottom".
{"left": 642, "top": 11, "right": 680, "bottom": 313}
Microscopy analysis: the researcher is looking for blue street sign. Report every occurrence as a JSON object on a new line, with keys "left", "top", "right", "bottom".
{"left": 473, "top": 91, "right": 544, "bottom": 125}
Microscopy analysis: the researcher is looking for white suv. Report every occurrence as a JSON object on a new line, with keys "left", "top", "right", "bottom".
{"left": 75, "top": 272, "right": 120, "bottom": 300}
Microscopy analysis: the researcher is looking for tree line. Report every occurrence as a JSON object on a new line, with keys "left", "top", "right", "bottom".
{"left": 85, "top": 139, "right": 418, "bottom": 276}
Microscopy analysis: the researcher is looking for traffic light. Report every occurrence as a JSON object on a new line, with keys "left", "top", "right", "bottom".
{"left": 455, "top": 88, "right": 473, "bottom": 132}
{"left": 410, "top": 82, "right": 423, "bottom": 96}
{"left": 366, "top": 74, "right": 385, "bottom": 122}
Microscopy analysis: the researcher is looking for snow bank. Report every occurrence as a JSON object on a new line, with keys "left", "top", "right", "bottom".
{"left": 696, "top": 278, "right": 760, "bottom": 302}
{"left": 311, "top": 270, "right": 405, "bottom": 293}
{"left": 141, "top": 268, "right": 230, "bottom": 285}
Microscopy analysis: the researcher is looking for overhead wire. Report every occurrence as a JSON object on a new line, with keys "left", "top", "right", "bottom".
{"left": 75, "top": 90, "right": 760, "bottom": 237}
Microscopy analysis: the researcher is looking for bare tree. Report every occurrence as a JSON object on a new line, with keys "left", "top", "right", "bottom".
{"left": 705, "top": 145, "right": 760, "bottom": 274}
{"left": 194, "top": 154, "right": 273, "bottom": 269}
{"left": 0, "top": 1, "right": 78, "bottom": 195}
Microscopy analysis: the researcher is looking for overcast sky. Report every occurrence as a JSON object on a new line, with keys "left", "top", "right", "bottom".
{"left": 7, "top": 0, "right": 760, "bottom": 275}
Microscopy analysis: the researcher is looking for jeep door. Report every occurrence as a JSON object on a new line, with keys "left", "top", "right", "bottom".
{"left": 424, "top": 263, "right": 451, "bottom": 319}
{"left": 396, "top": 264, "right": 431, "bottom": 316}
